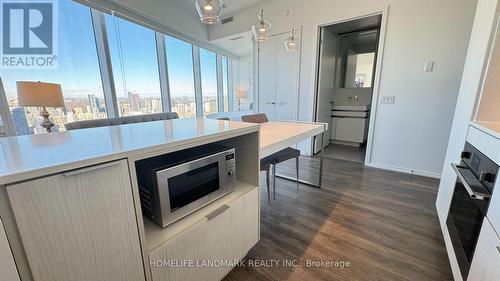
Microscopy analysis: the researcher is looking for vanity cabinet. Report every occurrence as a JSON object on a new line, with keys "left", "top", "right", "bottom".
{"left": 6, "top": 160, "right": 145, "bottom": 281}
{"left": 149, "top": 186, "right": 259, "bottom": 281}
{"left": 467, "top": 218, "right": 500, "bottom": 281}
{"left": 331, "top": 117, "right": 369, "bottom": 144}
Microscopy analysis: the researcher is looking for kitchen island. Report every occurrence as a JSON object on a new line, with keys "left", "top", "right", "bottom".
{"left": 0, "top": 118, "right": 261, "bottom": 281}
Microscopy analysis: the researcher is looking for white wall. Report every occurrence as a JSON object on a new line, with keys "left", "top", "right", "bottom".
{"left": 114, "top": 0, "right": 208, "bottom": 40}
{"left": 209, "top": 0, "right": 477, "bottom": 176}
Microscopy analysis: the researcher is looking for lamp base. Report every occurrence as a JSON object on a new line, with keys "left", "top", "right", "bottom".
{"left": 40, "top": 107, "right": 54, "bottom": 133}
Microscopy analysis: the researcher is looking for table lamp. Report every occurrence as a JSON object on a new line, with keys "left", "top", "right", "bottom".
{"left": 16, "top": 81, "right": 65, "bottom": 133}
{"left": 235, "top": 89, "right": 247, "bottom": 111}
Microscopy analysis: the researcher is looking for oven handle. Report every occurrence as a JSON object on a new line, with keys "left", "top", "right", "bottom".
{"left": 451, "top": 163, "right": 491, "bottom": 201}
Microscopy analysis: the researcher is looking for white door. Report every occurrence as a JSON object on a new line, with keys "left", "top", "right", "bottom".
{"left": 258, "top": 31, "right": 300, "bottom": 121}
{"left": 314, "top": 28, "right": 338, "bottom": 153}
{"left": 275, "top": 32, "right": 300, "bottom": 121}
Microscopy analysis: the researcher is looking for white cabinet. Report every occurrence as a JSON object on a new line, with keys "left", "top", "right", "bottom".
{"left": 0, "top": 218, "right": 20, "bottom": 281}
{"left": 468, "top": 218, "right": 500, "bottom": 281}
{"left": 7, "top": 160, "right": 145, "bottom": 281}
{"left": 331, "top": 117, "right": 369, "bottom": 144}
{"left": 150, "top": 186, "right": 259, "bottom": 281}
{"left": 258, "top": 31, "right": 300, "bottom": 121}
{"left": 488, "top": 179, "right": 500, "bottom": 236}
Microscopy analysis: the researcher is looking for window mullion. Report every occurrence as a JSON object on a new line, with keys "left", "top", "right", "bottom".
{"left": 0, "top": 78, "right": 16, "bottom": 136}
{"left": 91, "top": 9, "right": 119, "bottom": 118}
{"left": 192, "top": 46, "right": 203, "bottom": 118}
{"left": 155, "top": 32, "right": 171, "bottom": 112}
{"left": 227, "top": 59, "right": 234, "bottom": 112}
{"left": 216, "top": 54, "right": 224, "bottom": 112}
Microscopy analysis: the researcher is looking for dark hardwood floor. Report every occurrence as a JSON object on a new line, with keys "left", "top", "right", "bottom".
{"left": 224, "top": 156, "right": 452, "bottom": 281}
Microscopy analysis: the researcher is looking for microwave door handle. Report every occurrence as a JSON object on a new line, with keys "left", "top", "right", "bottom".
{"left": 451, "top": 163, "right": 490, "bottom": 201}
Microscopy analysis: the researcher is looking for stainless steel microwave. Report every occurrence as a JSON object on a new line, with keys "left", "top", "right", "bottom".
{"left": 136, "top": 144, "right": 236, "bottom": 227}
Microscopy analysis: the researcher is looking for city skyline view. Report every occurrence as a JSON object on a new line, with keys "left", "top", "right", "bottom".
{"left": 2, "top": 0, "right": 218, "bottom": 98}
{"left": 1, "top": 0, "right": 235, "bottom": 135}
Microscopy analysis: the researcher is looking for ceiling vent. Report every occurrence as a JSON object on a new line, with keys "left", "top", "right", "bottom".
{"left": 229, "top": 36, "right": 244, "bottom": 41}
{"left": 221, "top": 16, "right": 234, "bottom": 24}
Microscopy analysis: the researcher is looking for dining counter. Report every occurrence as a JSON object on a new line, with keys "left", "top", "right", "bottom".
{"left": 0, "top": 118, "right": 327, "bottom": 186}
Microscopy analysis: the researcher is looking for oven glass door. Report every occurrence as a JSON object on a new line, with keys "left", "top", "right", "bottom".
{"left": 168, "top": 161, "right": 220, "bottom": 212}
{"left": 446, "top": 165, "right": 489, "bottom": 280}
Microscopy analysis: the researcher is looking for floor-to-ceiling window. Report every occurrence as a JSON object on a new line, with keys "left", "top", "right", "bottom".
{"left": 105, "top": 15, "right": 162, "bottom": 116}
{"left": 0, "top": 0, "right": 239, "bottom": 136}
{"left": 165, "top": 36, "right": 197, "bottom": 118}
{"left": 1, "top": 0, "right": 106, "bottom": 134}
{"left": 199, "top": 48, "right": 218, "bottom": 116}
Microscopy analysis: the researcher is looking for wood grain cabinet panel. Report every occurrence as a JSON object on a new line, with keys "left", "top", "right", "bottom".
{"left": 150, "top": 187, "right": 259, "bottom": 281}
{"left": 467, "top": 218, "right": 500, "bottom": 281}
{"left": 487, "top": 180, "right": 500, "bottom": 234}
{"left": 0, "top": 218, "right": 20, "bottom": 281}
{"left": 7, "top": 160, "right": 145, "bottom": 281}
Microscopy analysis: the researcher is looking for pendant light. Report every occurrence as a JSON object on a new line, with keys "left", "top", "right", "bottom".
{"left": 195, "top": 0, "right": 223, "bottom": 24}
{"left": 252, "top": 9, "right": 272, "bottom": 42}
{"left": 284, "top": 28, "right": 300, "bottom": 52}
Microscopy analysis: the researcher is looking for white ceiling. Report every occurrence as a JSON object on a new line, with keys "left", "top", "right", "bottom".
{"left": 182, "top": 0, "right": 269, "bottom": 57}
{"left": 221, "top": 0, "right": 264, "bottom": 15}
{"left": 184, "top": 0, "right": 267, "bottom": 16}
{"left": 210, "top": 30, "right": 254, "bottom": 57}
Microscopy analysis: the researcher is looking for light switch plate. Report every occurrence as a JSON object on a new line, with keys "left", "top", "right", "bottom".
{"left": 381, "top": 95, "right": 396, "bottom": 104}
{"left": 424, "top": 61, "right": 435, "bottom": 72}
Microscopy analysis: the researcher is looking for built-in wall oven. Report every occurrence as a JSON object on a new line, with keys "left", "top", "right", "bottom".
{"left": 136, "top": 143, "right": 236, "bottom": 227}
{"left": 447, "top": 142, "right": 498, "bottom": 280}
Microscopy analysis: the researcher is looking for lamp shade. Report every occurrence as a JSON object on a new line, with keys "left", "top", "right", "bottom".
{"left": 235, "top": 89, "right": 247, "bottom": 99}
{"left": 16, "top": 81, "right": 64, "bottom": 108}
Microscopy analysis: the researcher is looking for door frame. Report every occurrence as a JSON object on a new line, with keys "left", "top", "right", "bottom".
{"left": 312, "top": 6, "right": 389, "bottom": 165}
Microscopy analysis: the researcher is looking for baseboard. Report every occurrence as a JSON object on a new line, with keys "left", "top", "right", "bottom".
{"left": 365, "top": 162, "right": 442, "bottom": 179}
{"left": 330, "top": 140, "right": 364, "bottom": 147}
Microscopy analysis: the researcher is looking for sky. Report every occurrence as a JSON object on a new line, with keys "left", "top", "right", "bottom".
{"left": 0, "top": 0, "right": 218, "bottom": 98}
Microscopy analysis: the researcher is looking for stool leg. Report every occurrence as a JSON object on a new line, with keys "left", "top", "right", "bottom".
{"left": 296, "top": 157, "right": 299, "bottom": 191}
{"left": 272, "top": 164, "right": 276, "bottom": 200}
{"left": 265, "top": 166, "right": 271, "bottom": 204}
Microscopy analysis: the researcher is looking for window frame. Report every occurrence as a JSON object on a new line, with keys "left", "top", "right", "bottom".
{"left": 1, "top": 3, "right": 240, "bottom": 136}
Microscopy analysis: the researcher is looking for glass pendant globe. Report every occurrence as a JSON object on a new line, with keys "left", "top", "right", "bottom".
{"left": 195, "top": 0, "right": 223, "bottom": 24}
{"left": 252, "top": 9, "right": 272, "bottom": 42}
{"left": 284, "top": 28, "right": 300, "bottom": 52}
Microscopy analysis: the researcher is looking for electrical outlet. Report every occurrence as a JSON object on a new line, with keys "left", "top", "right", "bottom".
{"left": 381, "top": 95, "right": 396, "bottom": 104}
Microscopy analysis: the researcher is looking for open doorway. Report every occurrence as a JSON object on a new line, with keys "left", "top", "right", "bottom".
{"left": 314, "top": 15, "right": 382, "bottom": 163}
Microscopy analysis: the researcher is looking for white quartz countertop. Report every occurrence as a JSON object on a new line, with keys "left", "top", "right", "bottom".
{"left": 0, "top": 118, "right": 259, "bottom": 185}
{"left": 260, "top": 121, "right": 327, "bottom": 158}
